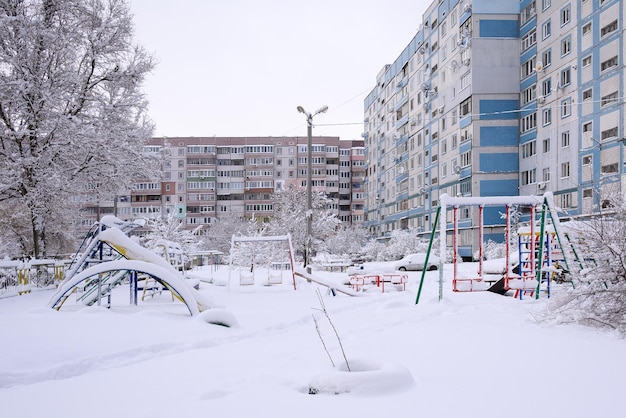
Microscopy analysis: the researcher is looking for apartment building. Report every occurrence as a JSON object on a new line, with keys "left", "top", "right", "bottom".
{"left": 364, "top": 0, "right": 521, "bottom": 257}
{"left": 364, "top": 0, "right": 625, "bottom": 258}
{"left": 520, "top": 0, "right": 624, "bottom": 214}
{"left": 79, "top": 136, "right": 365, "bottom": 232}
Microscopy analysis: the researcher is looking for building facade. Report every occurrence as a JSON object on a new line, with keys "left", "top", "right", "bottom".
{"left": 79, "top": 137, "right": 365, "bottom": 232}
{"left": 364, "top": 0, "right": 626, "bottom": 257}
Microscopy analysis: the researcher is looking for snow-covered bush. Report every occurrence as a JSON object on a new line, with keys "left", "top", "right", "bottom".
{"left": 473, "top": 240, "right": 507, "bottom": 261}
{"left": 317, "top": 225, "right": 368, "bottom": 260}
{"left": 545, "top": 192, "right": 626, "bottom": 334}
{"left": 359, "top": 229, "right": 432, "bottom": 262}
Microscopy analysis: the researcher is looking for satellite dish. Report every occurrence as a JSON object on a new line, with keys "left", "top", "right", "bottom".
{"left": 450, "top": 59, "right": 459, "bottom": 70}
{"left": 535, "top": 61, "right": 544, "bottom": 72}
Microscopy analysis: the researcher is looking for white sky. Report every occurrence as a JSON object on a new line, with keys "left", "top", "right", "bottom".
{"left": 128, "top": 0, "right": 430, "bottom": 140}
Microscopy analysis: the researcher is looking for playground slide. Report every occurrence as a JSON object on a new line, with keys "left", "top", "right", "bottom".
{"left": 486, "top": 277, "right": 508, "bottom": 295}
{"left": 49, "top": 260, "right": 203, "bottom": 315}
{"left": 294, "top": 268, "right": 360, "bottom": 297}
{"left": 49, "top": 227, "right": 215, "bottom": 314}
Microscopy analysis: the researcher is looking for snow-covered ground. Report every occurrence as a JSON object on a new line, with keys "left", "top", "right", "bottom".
{"left": 1, "top": 261, "right": 624, "bottom": 418}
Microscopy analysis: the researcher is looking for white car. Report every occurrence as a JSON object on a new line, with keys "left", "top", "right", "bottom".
{"left": 394, "top": 253, "right": 440, "bottom": 271}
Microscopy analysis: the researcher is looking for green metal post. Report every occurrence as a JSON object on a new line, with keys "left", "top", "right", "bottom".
{"left": 416, "top": 206, "right": 441, "bottom": 305}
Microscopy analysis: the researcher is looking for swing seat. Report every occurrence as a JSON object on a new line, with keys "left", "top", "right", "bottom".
{"left": 240, "top": 270, "right": 254, "bottom": 285}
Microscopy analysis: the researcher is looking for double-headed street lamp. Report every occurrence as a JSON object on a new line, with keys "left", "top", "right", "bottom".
{"left": 297, "top": 105, "right": 328, "bottom": 269}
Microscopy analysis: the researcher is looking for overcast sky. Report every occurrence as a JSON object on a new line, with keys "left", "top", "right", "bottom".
{"left": 128, "top": 1, "right": 429, "bottom": 141}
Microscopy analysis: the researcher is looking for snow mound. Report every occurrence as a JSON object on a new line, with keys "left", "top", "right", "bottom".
{"left": 196, "top": 308, "right": 239, "bottom": 328}
{"left": 308, "top": 359, "right": 415, "bottom": 395}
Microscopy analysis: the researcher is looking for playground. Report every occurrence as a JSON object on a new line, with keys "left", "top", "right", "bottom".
{"left": 1, "top": 195, "right": 623, "bottom": 417}
{"left": 2, "top": 253, "right": 625, "bottom": 418}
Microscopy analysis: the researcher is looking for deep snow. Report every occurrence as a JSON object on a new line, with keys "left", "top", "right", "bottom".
{"left": 1, "top": 262, "right": 624, "bottom": 418}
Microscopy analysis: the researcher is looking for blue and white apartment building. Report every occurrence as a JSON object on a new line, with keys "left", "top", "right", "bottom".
{"left": 364, "top": 0, "right": 625, "bottom": 257}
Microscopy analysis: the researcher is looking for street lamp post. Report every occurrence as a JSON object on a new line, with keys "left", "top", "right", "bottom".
{"left": 297, "top": 105, "right": 328, "bottom": 269}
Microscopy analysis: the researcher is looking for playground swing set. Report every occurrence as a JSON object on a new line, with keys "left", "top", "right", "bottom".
{"left": 416, "top": 192, "right": 584, "bottom": 304}
{"left": 228, "top": 234, "right": 297, "bottom": 289}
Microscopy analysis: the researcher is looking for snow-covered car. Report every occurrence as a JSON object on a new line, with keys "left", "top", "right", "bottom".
{"left": 394, "top": 253, "right": 440, "bottom": 271}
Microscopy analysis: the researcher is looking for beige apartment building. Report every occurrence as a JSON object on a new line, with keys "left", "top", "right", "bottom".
{"left": 79, "top": 136, "right": 365, "bottom": 233}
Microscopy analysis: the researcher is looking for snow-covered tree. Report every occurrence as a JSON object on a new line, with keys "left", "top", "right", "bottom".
{"left": 0, "top": 0, "right": 157, "bottom": 257}
{"left": 318, "top": 224, "right": 368, "bottom": 260}
{"left": 200, "top": 215, "right": 263, "bottom": 258}
{"left": 267, "top": 185, "right": 340, "bottom": 263}
{"left": 142, "top": 213, "right": 202, "bottom": 264}
{"left": 545, "top": 190, "right": 626, "bottom": 334}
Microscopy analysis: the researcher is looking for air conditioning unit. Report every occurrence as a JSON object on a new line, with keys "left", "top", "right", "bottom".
{"left": 537, "top": 95, "right": 545, "bottom": 104}
{"left": 462, "top": 57, "right": 471, "bottom": 66}
{"left": 463, "top": 2, "right": 472, "bottom": 12}
{"left": 537, "top": 182, "right": 547, "bottom": 190}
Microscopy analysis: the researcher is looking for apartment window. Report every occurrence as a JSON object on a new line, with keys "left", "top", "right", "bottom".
{"left": 521, "top": 169, "right": 536, "bottom": 185}
{"left": 522, "top": 140, "right": 537, "bottom": 158}
{"left": 460, "top": 97, "right": 472, "bottom": 116}
{"left": 543, "top": 138, "right": 551, "bottom": 153}
{"left": 521, "top": 57, "right": 536, "bottom": 78}
{"left": 582, "top": 88, "right": 592, "bottom": 101}
{"left": 542, "top": 108, "right": 552, "bottom": 125}
{"left": 601, "top": 20, "right": 618, "bottom": 38}
{"left": 561, "top": 161, "right": 570, "bottom": 178}
{"left": 521, "top": 112, "right": 537, "bottom": 133}
{"left": 542, "top": 19, "right": 551, "bottom": 39}
{"left": 542, "top": 49, "right": 552, "bottom": 68}
{"left": 582, "top": 122, "right": 592, "bottom": 133}
{"left": 601, "top": 56, "right": 618, "bottom": 72}
{"left": 542, "top": 78, "right": 552, "bottom": 96}
{"left": 560, "top": 36, "right": 571, "bottom": 56}
{"left": 560, "top": 68, "right": 571, "bottom": 86}
{"left": 582, "top": 55, "right": 592, "bottom": 68}
{"left": 543, "top": 167, "right": 551, "bottom": 182}
{"left": 521, "top": 1, "right": 537, "bottom": 26}
{"left": 602, "top": 163, "right": 619, "bottom": 174}
{"left": 522, "top": 85, "right": 536, "bottom": 105}
{"left": 561, "top": 98, "right": 571, "bottom": 118}
{"left": 560, "top": 4, "right": 570, "bottom": 26}
{"left": 582, "top": 22, "right": 592, "bottom": 36}
{"left": 601, "top": 127, "right": 618, "bottom": 140}
{"left": 601, "top": 91, "right": 619, "bottom": 107}
{"left": 542, "top": 0, "right": 551, "bottom": 10}
{"left": 561, "top": 193, "right": 573, "bottom": 208}
{"left": 460, "top": 71, "right": 471, "bottom": 89}
{"left": 582, "top": 155, "right": 592, "bottom": 166}
{"left": 583, "top": 188, "right": 593, "bottom": 199}
{"left": 561, "top": 131, "right": 570, "bottom": 147}
{"left": 460, "top": 150, "right": 471, "bottom": 167}
{"left": 521, "top": 28, "right": 537, "bottom": 51}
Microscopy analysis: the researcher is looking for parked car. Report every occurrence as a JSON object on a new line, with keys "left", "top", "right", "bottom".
{"left": 394, "top": 253, "right": 440, "bottom": 271}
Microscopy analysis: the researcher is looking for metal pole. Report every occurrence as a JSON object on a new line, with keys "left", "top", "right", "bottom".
{"left": 305, "top": 116, "right": 312, "bottom": 269}
{"left": 297, "top": 105, "right": 327, "bottom": 270}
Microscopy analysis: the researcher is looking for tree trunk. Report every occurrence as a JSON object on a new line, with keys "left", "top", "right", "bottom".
{"left": 31, "top": 211, "right": 45, "bottom": 258}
